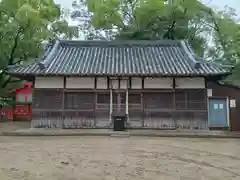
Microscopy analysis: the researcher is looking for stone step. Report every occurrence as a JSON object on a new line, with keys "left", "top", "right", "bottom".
{"left": 109, "top": 131, "right": 130, "bottom": 137}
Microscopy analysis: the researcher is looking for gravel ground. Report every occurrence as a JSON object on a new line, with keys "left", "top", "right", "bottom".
{"left": 0, "top": 136, "right": 240, "bottom": 180}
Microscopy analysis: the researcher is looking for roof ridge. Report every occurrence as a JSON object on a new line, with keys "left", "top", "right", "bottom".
{"left": 7, "top": 41, "right": 56, "bottom": 72}
{"left": 200, "top": 60, "right": 234, "bottom": 71}
{"left": 180, "top": 40, "right": 200, "bottom": 69}
{"left": 58, "top": 39, "right": 183, "bottom": 47}
{"left": 181, "top": 43, "right": 233, "bottom": 71}
{"left": 37, "top": 40, "right": 60, "bottom": 70}
{"left": 8, "top": 58, "right": 41, "bottom": 69}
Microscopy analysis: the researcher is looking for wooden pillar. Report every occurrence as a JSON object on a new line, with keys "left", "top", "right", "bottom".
{"left": 185, "top": 90, "right": 188, "bottom": 109}
{"left": 204, "top": 89, "right": 208, "bottom": 127}
{"left": 141, "top": 92, "right": 144, "bottom": 127}
{"left": 94, "top": 92, "right": 97, "bottom": 127}
{"left": 109, "top": 89, "right": 113, "bottom": 123}
{"left": 141, "top": 77, "right": 145, "bottom": 127}
{"left": 204, "top": 89, "right": 208, "bottom": 110}
{"left": 173, "top": 78, "right": 176, "bottom": 125}
{"left": 61, "top": 90, "right": 65, "bottom": 129}
{"left": 125, "top": 90, "right": 129, "bottom": 115}
{"left": 126, "top": 89, "right": 129, "bottom": 123}
{"left": 117, "top": 92, "right": 121, "bottom": 112}
{"left": 61, "top": 77, "right": 66, "bottom": 129}
{"left": 29, "top": 77, "right": 35, "bottom": 127}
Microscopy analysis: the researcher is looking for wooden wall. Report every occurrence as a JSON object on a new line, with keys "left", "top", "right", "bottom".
{"left": 208, "top": 82, "right": 240, "bottom": 131}
{"left": 31, "top": 91, "right": 208, "bottom": 129}
{"left": 31, "top": 76, "right": 208, "bottom": 129}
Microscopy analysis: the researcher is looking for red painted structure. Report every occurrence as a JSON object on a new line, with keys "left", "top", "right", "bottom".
{"left": 0, "top": 82, "right": 32, "bottom": 120}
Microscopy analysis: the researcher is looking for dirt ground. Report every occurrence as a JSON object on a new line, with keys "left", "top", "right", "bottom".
{"left": 0, "top": 121, "right": 30, "bottom": 133}
{"left": 0, "top": 136, "right": 239, "bottom": 180}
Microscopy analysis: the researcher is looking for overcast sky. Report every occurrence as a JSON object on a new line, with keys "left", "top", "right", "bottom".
{"left": 202, "top": 0, "right": 240, "bottom": 12}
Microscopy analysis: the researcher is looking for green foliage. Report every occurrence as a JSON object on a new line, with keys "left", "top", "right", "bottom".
{"left": 208, "top": 7, "right": 240, "bottom": 64}
{"left": 85, "top": 0, "right": 208, "bottom": 55}
{"left": 72, "top": 0, "right": 240, "bottom": 84}
{"left": 0, "top": 0, "right": 78, "bottom": 106}
{"left": 85, "top": 0, "right": 240, "bottom": 69}
{"left": 88, "top": 0, "right": 123, "bottom": 29}
{"left": 197, "top": 5, "right": 240, "bottom": 83}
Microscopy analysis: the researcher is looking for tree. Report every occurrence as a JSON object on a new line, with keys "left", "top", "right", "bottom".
{"left": 71, "top": 0, "right": 240, "bottom": 83}
{"left": 81, "top": 0, "right": 217, "bottom": 56}
{"left": 199, "top": 5, "right": 240, "bottom": 83}
{"left": 85, "top": 0, "right": 240, "bottom": 65}
{"left": 66, "top": 0, "right": 115, "bottom": 40}
{"left": 206, "top": 6, "right": 240, "bottom": 64}
{"left": 0, "top": 0, "right": 78, "bottom": 106}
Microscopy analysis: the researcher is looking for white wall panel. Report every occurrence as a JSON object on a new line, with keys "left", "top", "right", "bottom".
{"left": 120, "top": 79, "right": 128, "bottom": 89}
{"left": 144, "top": 77, "right": 173, "bottom": 89}
{"left": 66, "top": 77, "right": 94, "bottom": 89}
{"left": 131, "top": 77, "right": 142, "bottom": 89}
{"left": 111, "top": 79, "right": 119, "bottom": 89}
{"left": 176, "top": 78, "right": 205, "bottom": 89}
{"left": 97, "top": 77, "right": 108, "bottom": 89}
{"left": 35, "top": 77, "right": 64, "bottom": 88}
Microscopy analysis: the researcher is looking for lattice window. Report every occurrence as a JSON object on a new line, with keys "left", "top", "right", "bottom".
{"left": 175, "top": 90, "right": 187, "bottom": 110}
{"left": 175, "top": 90, "right": 206, "bottom": 110}
{"left": 144, "top": 92, "right": 174, "bottom": 109}
{"left": 128, "top": 93, "right": 141, "bottom": 111}
{"left": 186, "top": 90, "right": 206, "bottom": 110}
{"left": 111, "top": 92, "right": 126, "bottom": 104}
{"left": 96, "top": 93, "right": 109, "bottom": 110}
{"left": 97, "top": 93, "right": 109, "bottom": 104}
{"left": 129, "top": 93, "right": 141, "bottom": 104}
{"left": 33, "top": 89, "right": 62, "bottom": 109}
{"left": 65, "top": 92, "right": 94, "bottom": 110}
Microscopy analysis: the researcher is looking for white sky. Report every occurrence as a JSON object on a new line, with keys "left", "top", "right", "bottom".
{"left": 202, "top": 0, "right": 240, "bottom": 13}
{"left": 55, "top": 0, "right": 240, "bottom": 12}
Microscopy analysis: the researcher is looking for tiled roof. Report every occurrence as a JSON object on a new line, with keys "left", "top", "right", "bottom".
{"left": 8, "top": 40, "right": 230, "bottom": 76}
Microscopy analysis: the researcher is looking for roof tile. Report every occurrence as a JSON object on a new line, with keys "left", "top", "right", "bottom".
{"left": 8, "top": 40, "right": 230, "bottom": 76}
